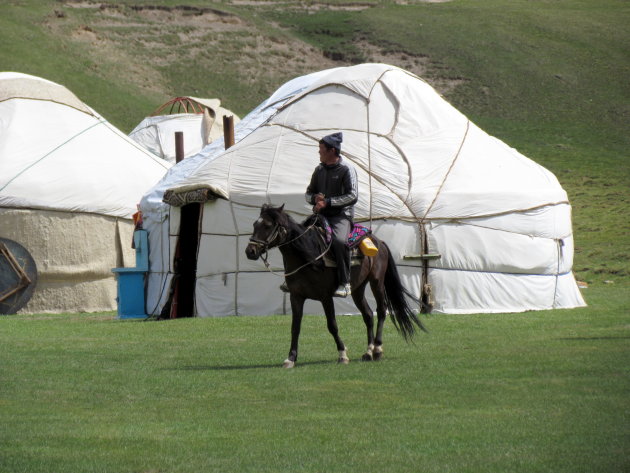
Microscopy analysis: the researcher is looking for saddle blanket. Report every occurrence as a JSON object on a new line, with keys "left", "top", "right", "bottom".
{"left": 308, "top": 215, "right": 372, "bottom": 268}
{"left": 315, "top": 215, "right": 371, "bottom": 248}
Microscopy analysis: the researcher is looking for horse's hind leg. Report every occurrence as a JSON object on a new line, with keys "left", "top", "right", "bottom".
{"left": 321, "top": 298, "right": 349, "bottom": 364}
{"left": 351, "top": 283, "right": 376, "bottom": 361}
{"left": 370, "top": 279, "right": 387, "bottom": 360}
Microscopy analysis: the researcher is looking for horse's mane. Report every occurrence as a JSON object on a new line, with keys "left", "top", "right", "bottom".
{"left": 263, "top": 205, "right": 325, "bottom": 271}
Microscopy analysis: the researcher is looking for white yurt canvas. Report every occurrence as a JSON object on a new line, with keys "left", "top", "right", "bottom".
{"left": 142, "top": 63, "right": 586, "bottom": 317}
{"left": 129, "top": 97, "right": 240, "bottom": 163}
{"left": 0, "top": 72, "right": 172, "bottom": 313}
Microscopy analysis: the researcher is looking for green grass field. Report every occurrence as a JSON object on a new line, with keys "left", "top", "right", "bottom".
{"left": 1, "top": 286, "right": 628, "bottom": 473}
{"left": 1, "top": 0, "right": 628, "bottom": 471}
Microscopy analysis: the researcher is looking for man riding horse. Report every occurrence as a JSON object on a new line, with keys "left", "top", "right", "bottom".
{"left": 305, "top": 132, "right": 358, "bottom": 298}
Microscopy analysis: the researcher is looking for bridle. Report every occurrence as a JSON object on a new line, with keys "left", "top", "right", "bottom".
{"left": 248, "top": 220, "right": 287, "bottom": 252}
{"left": 248, "top": 214, "right": 332, "bottom": 277}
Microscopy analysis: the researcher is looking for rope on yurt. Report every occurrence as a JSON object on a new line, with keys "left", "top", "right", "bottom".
{"left": 366, "top": 92, "right": 373, "bottom": 228}
{"left": 419, "top": 119, "right": 470, "bottom": 224}
{"left": 417, "top": 119, "right": 470, "bottom": 310}
{"left": 365, "top": 67, "right": 396, "bottom": 228}
{"left": 229, "top": 198, "right": 241, "bottom": 316}
{"left": 553, "top": 238, "right": 564, "bottom": 308}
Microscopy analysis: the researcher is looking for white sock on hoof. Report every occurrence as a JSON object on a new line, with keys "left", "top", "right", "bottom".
{"left": 338, "top": 349, "right": 349, "bottom": 363}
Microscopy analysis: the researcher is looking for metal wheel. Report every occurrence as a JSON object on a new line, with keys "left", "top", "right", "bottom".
{"left": 0, "top": 237, "right": 37, "bottom": 314}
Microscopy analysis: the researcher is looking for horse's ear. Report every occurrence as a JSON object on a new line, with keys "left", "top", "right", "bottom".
{"left": 279, "top": 203, "right": 285, "bottom": 212}
{"left": 261, "top": 203, "right": 269, "bottom": 212}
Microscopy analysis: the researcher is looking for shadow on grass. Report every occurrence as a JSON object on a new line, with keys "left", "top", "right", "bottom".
{"left": 175, "top": 359, "right": 337, "bottom": 371}
{"left": 557, "top": 336, "right": 630, "bottom": 341}
{"left": 173, "top": 357, "right": 398, "bottom": 371}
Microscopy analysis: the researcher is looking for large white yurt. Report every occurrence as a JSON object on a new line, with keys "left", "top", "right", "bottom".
{"left": 0, "top": 72, "right": 172, "bottom": 313}
{"left": 129, "top": 97, "right": 240, "bottom": 163}
{"left": 140, "top": 63, "right": 586, "bottom": 317}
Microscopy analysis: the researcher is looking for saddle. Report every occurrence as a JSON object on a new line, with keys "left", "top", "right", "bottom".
{"left": 303, "top": 215, "right": 374, "bottom": 268}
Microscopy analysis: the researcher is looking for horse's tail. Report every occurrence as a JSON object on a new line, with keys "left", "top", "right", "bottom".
{"left": 381, "top": 241, "right": 428, "bottom": 341}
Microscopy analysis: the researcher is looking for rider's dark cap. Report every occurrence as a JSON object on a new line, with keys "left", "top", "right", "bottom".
{"left": 321, "top": 132, "right": 343, "bottom": 152}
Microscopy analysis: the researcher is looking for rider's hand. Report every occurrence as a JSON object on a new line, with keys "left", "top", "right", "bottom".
{"left": 314, "top": 193, "right": 325, "bottom": 204}
{"left": 314, "top": 200, "right": 326, "bottom": 213}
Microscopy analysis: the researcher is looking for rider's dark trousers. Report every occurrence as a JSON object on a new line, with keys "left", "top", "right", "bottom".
{"left": 328, "top": 215, "right": 352, "bottom": 286}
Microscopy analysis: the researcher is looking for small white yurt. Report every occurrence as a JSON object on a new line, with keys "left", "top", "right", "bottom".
{"left": 129, "top": 97, "right": 240, "bottom": 163}
{"left": 0, "top": 72, "right": 172, "bottom": 313}
{"left": 141, "top": 63, "right": 586, "bottom": 317}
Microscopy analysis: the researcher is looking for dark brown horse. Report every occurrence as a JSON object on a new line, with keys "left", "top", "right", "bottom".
{"left": 245, "top": 204, "right": 426, "bottom": 368}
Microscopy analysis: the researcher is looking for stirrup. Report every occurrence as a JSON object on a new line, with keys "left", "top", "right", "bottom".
{"left": 333, "top": 283, "right": 351, "bottom": 298}
{"left": 279, "top": 282, "right": 290, "bottom": 293}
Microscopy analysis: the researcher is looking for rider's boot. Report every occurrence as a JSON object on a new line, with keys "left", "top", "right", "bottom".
{"left": 333, "top": 283, "right": 352, "bottom": 298}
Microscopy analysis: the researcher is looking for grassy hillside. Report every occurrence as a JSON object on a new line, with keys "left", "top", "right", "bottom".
{"left": 1, "top": 0, "right": 628, "bottom": 288}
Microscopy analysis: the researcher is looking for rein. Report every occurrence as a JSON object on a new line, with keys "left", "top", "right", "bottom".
{"left": 249, "top": 215, "right": 332, "bottom": 277}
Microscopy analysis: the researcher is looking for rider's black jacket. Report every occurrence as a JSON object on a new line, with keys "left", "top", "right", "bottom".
{"left": 305, "top": 157, "right": 358, "bottom": 220}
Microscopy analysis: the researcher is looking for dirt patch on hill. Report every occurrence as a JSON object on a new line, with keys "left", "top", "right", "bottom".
{"left": 49, "top": 2, "right": 343, "bottom": 100}
{"left": 47, "top": 2, "right": 463, "bottom": 107}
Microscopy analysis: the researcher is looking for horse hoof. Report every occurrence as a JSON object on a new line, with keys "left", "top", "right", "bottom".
{"left": 361, "top": 352, "right": 373, "bottom": 361}
{"left": 283, "top": 359, "right": 295, "bottom": 369}
{"left": 338, "top": 349, "right": 349, "bottom": 365}
{"left": 373, "top": 346, "right": 384, "bottom": 361}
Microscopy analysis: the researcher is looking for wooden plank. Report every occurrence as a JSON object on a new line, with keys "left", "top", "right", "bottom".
{"left": 403, "top": 253, "right": 441, "bottom": 261}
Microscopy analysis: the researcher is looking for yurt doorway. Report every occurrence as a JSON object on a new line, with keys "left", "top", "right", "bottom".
{"left": 170, "top": 203, "right": 201, "bottom": 318}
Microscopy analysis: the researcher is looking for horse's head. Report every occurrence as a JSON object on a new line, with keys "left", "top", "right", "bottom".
{"left": 245, "top": 203, "right": 289, "bottom": 260}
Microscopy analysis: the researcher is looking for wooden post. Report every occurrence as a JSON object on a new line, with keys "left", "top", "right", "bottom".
{"left": 223, "top": 115, "right": 235, "bottom": 149}
{"left": 169, "top": 239, "right": 181, "bottom": 319}
{"left": 175, "top": 131, "right": 184, "bottom": 163}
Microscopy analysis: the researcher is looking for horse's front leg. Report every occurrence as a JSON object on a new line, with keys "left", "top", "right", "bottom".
{"left": 284, "top": 293, "right": 305, "bottom": 368}
{"left": 321, "top": 298, "right": 349, "bottom": 364}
